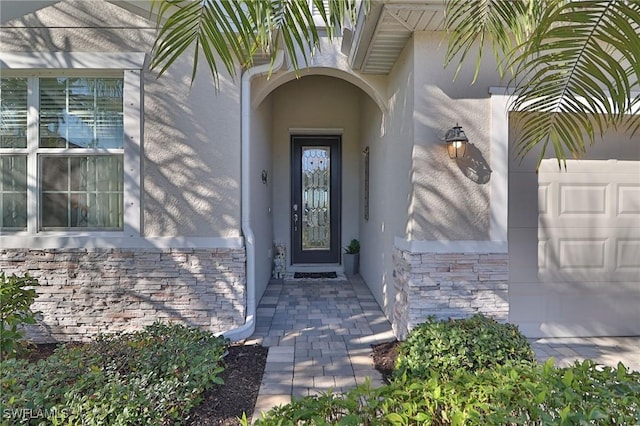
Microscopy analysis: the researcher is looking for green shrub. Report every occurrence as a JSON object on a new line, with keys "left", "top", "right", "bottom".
{"left": 344, "top": 239, "right": 360, "bottom": 254}
{"left": 0, "top": 273, "right": 39, "bottom": 360}
{"left": 0, "top": 322, "right": 227, "bottom": 425}
{"left": 395, "top": 314, "right": 535, "bottom": 380}
{"left": 255, "top": 360, "right": 640, "bottom": 425}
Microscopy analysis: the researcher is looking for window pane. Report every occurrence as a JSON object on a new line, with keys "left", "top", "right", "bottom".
{"left": 0, "top": 155, "right": 27, "bottom": 229}
{"left": 0, "top": 78, "right": 28, "bottom": 148}
{"left": 41, "top": 155, "right": 124, "bottom": 229}
{"left": 40, "top": 77, "right": 124, "bottom": 149}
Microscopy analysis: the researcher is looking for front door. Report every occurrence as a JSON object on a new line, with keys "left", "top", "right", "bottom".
{"left": 291, "top": 135, "right": 341, "bottom": 264}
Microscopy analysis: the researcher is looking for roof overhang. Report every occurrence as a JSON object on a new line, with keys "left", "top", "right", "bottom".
{"left": 348, "top": 0, "right": 447, "bottom": 74}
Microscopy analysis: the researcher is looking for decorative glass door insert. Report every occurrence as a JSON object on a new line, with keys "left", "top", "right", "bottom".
{"left": 301, "top": 147, "right": 330, "bottom": 250}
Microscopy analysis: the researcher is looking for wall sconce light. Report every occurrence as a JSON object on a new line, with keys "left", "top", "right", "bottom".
{"left": 444, "top": 124, "right": 468, "bottom": 159}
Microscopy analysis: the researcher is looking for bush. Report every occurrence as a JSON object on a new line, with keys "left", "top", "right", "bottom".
{"left": 255, "top": 360, "right": 640, "bottom": 425}
{"left": 395, "top": 314, "right": 535, "bottom": 380}
{"left": 0, "top": 322, "right": 227, "bottom": 425}
{"left": 0, "top": 273, "right": 39, "bottom": 360}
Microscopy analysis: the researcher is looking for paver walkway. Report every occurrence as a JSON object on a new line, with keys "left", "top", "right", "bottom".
{"left": 246, "top": 274, "right": 394, "bottom": 418}
{"left": 246, "top": 274, "right": 640, "bottom": 420}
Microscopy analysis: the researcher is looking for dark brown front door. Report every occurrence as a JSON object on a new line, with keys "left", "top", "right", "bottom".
{"left": 291, "top": 135, "right": 341, "bottom": 264}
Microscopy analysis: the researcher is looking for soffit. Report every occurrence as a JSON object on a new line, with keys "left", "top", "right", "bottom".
{"left": 354, "top": 2, "right": 447, "bottom": 74}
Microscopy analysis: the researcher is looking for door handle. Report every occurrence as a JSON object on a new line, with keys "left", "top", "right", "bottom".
{"left": 293, "top": 213, "right": 298, "bottom": 231}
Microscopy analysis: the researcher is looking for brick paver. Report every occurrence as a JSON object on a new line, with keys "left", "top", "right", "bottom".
{"left": 247, "top": 274, "right": 393, "bottom": 419}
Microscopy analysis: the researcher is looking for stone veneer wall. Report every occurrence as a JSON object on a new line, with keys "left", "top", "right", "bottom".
{"left": 392, "top": 246, "right": 508, "bottom": 340}
{"left": 0, "top": 248, "right": 246, "bottom": 342}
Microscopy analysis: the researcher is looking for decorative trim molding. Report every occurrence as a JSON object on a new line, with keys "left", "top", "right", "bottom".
{"left": 394, "top": 237, "right": 508, "bottom": 253}
{"left": 288, "top": 127, "right": 344, "bottom": 135}
{"left": 489, "top": 89, "right": 510, "bottom": 243}
{"left": 0, "top": 52, "right": 147, "bottom": 70}
{"left": 0, "top": 236, "right": 245, "bottom": 250}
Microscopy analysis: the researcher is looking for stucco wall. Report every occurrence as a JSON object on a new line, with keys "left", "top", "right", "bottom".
{"left": 357, "top": 37, "right": 415, "bottom": 321}
{"left": 409, "top": 32, "right": 503, "bottom": 241}
{"left": 358, "top": 92, "right": 391, "bottom": 317}
{"left": 0, "top": 0, "right": 242, "bottom": 239}
{"left": 385, "top": 33, "right": 513, "bottom": 339}
{"left": 142, "top": 56, "right": 241, "bottom": 238}
{"left": 249, "top": 95, "right": 275, "bottom": 301}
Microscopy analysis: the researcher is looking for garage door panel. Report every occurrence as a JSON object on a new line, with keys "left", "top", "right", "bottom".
{"left": 540, "top": 185, "right": 639, "bottom": 228}
{"left": 538, "top": 228, "right": 640, "bottom": 282}
{"left": 618, "top": 185, "right": 640, "bottom": 216}
{"left": 559, "top": 238, "right": 606, "bottom": 269}
{"left": 616, "top": 239, "right": 640, "bottom": 270}
{"left": 559, "top": 184, "right": 607, "bottom": 214}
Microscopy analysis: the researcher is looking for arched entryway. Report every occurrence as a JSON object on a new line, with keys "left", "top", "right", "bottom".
{"left": 269, "top": 75, "right": 376, "bottom": 270}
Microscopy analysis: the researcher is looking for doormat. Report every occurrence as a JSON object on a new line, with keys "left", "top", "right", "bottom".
{"left": 293, "top": 272, "right": 338, "bottom": 279}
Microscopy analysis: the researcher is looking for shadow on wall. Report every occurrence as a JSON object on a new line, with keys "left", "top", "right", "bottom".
{"left": 2, "top": 3, "right": 246, "bottom": 341}
{"left": 409, "top": 144, "right": 491, "bottom": 241}
{"left": 1, "top": 1, "right": 241, "bottom": 237}
{"left": 14, "top": 248, "right": 247, "bottom": 343}
{"left": 0, "top": 1, "right": 155, "bottom": 53}
{"left": 142, "top": 75, "right": 241, "bottom": 237}
{"left": 456, "top": 143, "right": 492, "bottom": 184}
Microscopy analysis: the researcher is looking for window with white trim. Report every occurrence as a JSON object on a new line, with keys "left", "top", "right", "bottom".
{"left": 1, "top": 73, "right": 125, "bottom": 231}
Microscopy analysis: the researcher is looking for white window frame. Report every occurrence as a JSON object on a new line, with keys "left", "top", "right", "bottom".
{"left": 0, "top": 52, "right": 143, "bottom": 244}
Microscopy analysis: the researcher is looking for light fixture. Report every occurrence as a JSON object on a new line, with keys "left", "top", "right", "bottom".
{"left": 444, "top": 124, "right": 468, "bottom": 159}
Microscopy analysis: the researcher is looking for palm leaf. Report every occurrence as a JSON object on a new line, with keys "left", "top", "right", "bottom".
{"left": 511, "top": 0, "right": 640, "bottom": 168}
{"left": 444, "top": 0, "right": 540, "bottom": 82}
{"left": 151, "top": 0, "right": 253, "bottom": 87}
{"left": 151, "top": 0, "right": 360, "bottom": 87}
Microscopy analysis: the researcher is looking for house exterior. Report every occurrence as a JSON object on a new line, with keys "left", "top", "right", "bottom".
{"left": 1, "top": 0, "right": 638, "bottom": 343}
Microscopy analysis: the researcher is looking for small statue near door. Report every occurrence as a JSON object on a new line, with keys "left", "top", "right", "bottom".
{"left": 272, "top": 241, "right": 286, "bottom": 279}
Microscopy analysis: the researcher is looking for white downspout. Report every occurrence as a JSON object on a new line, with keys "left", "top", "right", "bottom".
{"left": 221, "top": 51, "right": 285, "bottom": 342}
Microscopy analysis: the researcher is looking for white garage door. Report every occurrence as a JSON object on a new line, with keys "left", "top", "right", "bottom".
{"left": 535, "top": 159, "right": 640, "bottom": 336}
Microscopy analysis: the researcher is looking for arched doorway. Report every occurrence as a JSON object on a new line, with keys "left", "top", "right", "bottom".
{"left": 253, "top": 73, "right": 384, "bottom": 272}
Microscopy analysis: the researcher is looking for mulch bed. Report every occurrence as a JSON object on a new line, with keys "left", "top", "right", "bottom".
{"left": 371, "top": 340, "right": 401, "bottom": 383}
{"left": 185, "top": 344, "right": 268, "bottom": 425}
{"left": 20, "top": 339, "right": 399, "bottom": 424}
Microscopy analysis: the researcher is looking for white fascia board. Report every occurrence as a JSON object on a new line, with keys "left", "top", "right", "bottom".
{"left": 106, "top": 0, "right": 155, "bottom": 20}
{"left": 348, "top": 1, "right": 384, "bottom": 70}
{"left": 489, "top": 86, "right": 640, "bottom": 115}
{"left": 0, "top": 235, "right": 244, "bottom": 250}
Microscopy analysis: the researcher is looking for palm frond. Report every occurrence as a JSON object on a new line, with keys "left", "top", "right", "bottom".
{"left": 150, "top": 0, "right": 253, "bottom": 87}
{"left": 151, "top": 0, "right": 360, "bottom": 87}
{"left": 444, "top": 0, "right": 539, "bottom": 82}
{"left": 511, "top": 0, "right": 640, "bottom": 168}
